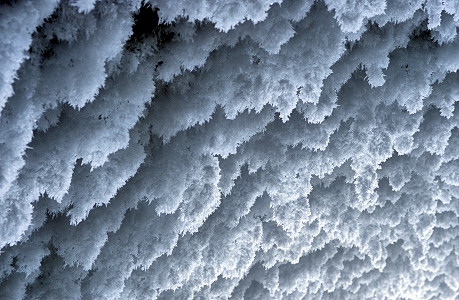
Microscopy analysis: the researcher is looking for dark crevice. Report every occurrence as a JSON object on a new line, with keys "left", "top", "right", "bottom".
{"left": 126, "top": 4, "right": 175, "bottom": 52}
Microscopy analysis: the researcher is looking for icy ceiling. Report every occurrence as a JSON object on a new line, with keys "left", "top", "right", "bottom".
{"left": 0, "top": 0, "right": 459, "bottom": 299}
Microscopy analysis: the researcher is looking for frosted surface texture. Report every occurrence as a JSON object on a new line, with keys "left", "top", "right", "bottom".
{"left": 0, "top": 0, "right": 458, "bottom": 299}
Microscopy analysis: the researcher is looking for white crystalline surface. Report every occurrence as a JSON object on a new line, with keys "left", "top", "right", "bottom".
{"left": 0, "top": 0, "right": 458, "bottom": 299}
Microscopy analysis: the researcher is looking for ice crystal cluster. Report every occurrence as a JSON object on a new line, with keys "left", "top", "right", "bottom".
{"left": 1, "top": 0, "right": 459, "bottom": 299}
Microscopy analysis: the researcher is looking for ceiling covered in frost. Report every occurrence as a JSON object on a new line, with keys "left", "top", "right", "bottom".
{"left": 0, "top": 0, "right": 458, "bottom": 299}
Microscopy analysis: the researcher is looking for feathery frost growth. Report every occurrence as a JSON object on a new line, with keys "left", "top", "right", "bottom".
{"left": 1, "top": 0, "right": 459, "bottom": 299}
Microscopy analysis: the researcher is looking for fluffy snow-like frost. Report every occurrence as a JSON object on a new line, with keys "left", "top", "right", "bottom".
{"left": 0, "top": 0, "right": 458, "bottom": 299}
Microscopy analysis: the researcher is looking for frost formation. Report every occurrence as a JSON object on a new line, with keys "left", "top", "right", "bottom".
{"left": 1, "top": 0, "right": 459, "bottom": 299}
